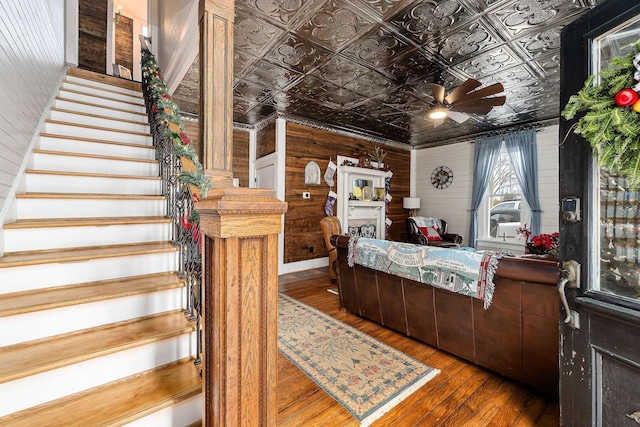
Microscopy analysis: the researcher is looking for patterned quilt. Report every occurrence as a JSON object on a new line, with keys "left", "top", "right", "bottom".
{"left": 348, "top": 237, "right": 499, "bottom": 309}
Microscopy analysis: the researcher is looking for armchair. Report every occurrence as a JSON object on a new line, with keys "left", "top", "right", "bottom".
{"left": 320, "top": 216, "right": 342, "bottom": 281}
{"left": 406, "top": 216, "right": 463, "bottom": 248}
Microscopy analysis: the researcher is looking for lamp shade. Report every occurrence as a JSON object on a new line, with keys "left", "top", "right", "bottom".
{"left": 403, "top": 197, "right": 420, "bottom": 209}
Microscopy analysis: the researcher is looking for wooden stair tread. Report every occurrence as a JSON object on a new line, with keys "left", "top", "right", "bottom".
{"left": 55, "top": 96, "right": 147, "bottom": 117}
{"left": 32, "top": 148, "right": 157, "bottom": 163}
{"left": 0, "top": 310, "right": 193, "bottom": 383}
{"left": 0, "top": 358, "right": 201, "bottom": 427}
{"left": 4, "top": 216, "right": 170, "bottom": 229}
{"left": 51, "top": 107, "right": 149, "bottom": 126}
{"left": 25, "top": 169, "right": 161, "bottom": 180}
{"left": 0, "top": 272, "right": 183, "bottom": 318}
{"left": 45, "top": 119, "right": 151, "bottom": 137}
{"left": 0, "top": 242, "right": 177, "bottom": 268}
{"left": 63, "top": 78, "right": 144, "bottom": 100}
{"left": 67, "top": 67, "right": 142, "bottom": 92}
{"left": 16, "top": 192, "right": 164, "bottom": 200}
{"left": 58, "top": 87, "right": 145, "bottom": 108}
{"left": 40, "top": 132, "right": 154, "bottom": 150}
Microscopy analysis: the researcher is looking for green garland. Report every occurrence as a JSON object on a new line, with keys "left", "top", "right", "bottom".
{"left": 562, "top": 41, "right": 640, "bottom": 188}
{"left": 141, "top": 48, "right": 212, "bottom": 199}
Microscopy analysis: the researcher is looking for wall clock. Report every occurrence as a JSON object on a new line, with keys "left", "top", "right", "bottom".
{"left": 431, "top": 166, "right": 453, "bottom": 189}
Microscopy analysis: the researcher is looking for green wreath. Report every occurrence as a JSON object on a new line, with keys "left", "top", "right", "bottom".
{"left": 562, "top": 40, "right": 640, "bottom": 189}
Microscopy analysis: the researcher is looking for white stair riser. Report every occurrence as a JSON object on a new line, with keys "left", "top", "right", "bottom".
{"left": 0, "top": 333, "right": 195, "bottom": 418}
{"left": 5, "top": 223, "right": 170, "bottom": 252}
{"left": 0, "top": 288, "right": 185, "bottom": 347}
{"left": 65, "top": 75, "right": 142, "bottom": 98}
{"left": 125, "top": 394, "right": 202, "bottom": 427}
{"left": 17, "top": 197, "right": 166, "bottom": 219}
{"left": 62, "top": 81, "right": 144, "bottom": 105}
{"left": 25, "top": 173, "right": 161, "bottom": 195}
{"left": 33, "top": 152, "right": 158, "bottom": 176}
{"left": 54, "top": 98, "right": 146, "bottom": 123}
{"left": 39, "top": 135, "right": 155, "bottom": 158}
{"left": 58, "top": 89, "right": 146, "bottom": 114}
{"left": 0, "top": 252, "right": 176, "bottom": 294}
{"left": 44, "top": 122, "right": 151, "bottom": 145}
{"left": 49, "top": 110, "right": 149, "bottom": 134}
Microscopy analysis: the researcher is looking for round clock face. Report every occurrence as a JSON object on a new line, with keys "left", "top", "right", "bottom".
{"left": 431, "top": 166, "right": 453, "bottom": 189}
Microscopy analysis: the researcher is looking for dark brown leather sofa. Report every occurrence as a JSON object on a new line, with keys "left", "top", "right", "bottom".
{"left": 330, "top": 235, "right": 560, "bottom": 396}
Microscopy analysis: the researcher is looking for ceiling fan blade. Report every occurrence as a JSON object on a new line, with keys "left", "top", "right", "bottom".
{"left": 432, "top": 118, "right": 444, "bottom": 127}
{"left": 444, "top": 79, "right": 482, "bottom": 105}
{"left": 430, "top": 84, "right": 445, "bottom": 103}
{"left": 447, "top": 111, "right": 470, "bottom": 123}
{"left": 459, "top": 83, "right": 505, "bottom": 102}
{"left": 450, "top": 96, "right": 506, "bottom": 110}
{"left": 449, "top": 105, "right": 493, "bottom": 115}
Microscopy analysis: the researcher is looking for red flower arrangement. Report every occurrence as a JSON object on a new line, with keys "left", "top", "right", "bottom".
{"left": 517, "top": 224, "right": 559, "bottom": 257}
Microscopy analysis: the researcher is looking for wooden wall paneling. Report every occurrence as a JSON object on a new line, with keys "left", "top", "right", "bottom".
{"left": 283, "top": 122, "right": 410, "bottom": 264}
{"left": 114, "top": 15, "right": 133, "bottom": 73}
{"left": 255, "top": 122, "right": 276, "bottom": 159}
{"left": 182, "top": 121, "right": 250, "bottom": 188}
{"left": 78, "top": 0, "right": 107, "bottom": 73}
{"left": 233, "top": 129, "right": 250, "bottom": 187}
{"left": 0, "top": 0, "right": 65, "bottom": 212}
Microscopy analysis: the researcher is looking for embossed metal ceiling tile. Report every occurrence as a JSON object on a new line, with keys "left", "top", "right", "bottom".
{"left": 235, "top": 104, "right": 278, "bottom": 125}
{"left": 233, "top": 49, "right": 261, "bottom": 80}
{"left": 489, "top": 0, "right": 590, "bottom": 38}
{"left": 234, "top": 12, "right": 286, "bottom": 57}
{"left": 288, "top": 74, "right": 342, "bottom": 100}
{"left": 233, "top": 97, "right": 260, "bottom": 121}
{"left": 261, "top": 32, "right": 334, "bottom": 74}
{"left": 377, "top": 47, "right": 440, "bottom": 83}
{"left": 385, "top": 0, "right": 478, "bottom": 46}
{"left": 376, "top": 88, "right": 429, "bottom": 112}
{"left": 346, "top": 0, "right": 414, "bottom": 19}
{"left": 343, "top": 69, "right": 396, "bottom": 97}
{"left": 294, "top": 0, "right": 379, "bottom": 52}
{"left": 312, "top": 86, "right": 370, "bottom": 109}
{"left": 235, "top": 0, "right": 323, "bottom": 28}
{"left": 339, "top": 24, "right": 415, "bottom": 68}
{"left": 452, "top": 45, "right": 523, "bottom": 79}
{"left": 312, "top": 54, "right": 373, "bottom": 86}
{"left": 239, "top": 59, "right": 305, "bottom": 91}
{"left": 233, "top": 79, "right": 275, "bottom": 104}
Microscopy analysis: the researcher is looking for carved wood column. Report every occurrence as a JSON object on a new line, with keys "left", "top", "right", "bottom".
{"left": 199, "top": 0, "right": 234, "bottom": 188}
{"left": 197, "top": 188, "right": 286, "bottom": 427}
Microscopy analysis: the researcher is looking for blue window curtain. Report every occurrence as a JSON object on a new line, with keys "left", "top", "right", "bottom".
{"left": 505, "top": 129, "right": 541, "bottom": 236}
{"left": 469, "top": 135, "right": 503, "bottom": 248}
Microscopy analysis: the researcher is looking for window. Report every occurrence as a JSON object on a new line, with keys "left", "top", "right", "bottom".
{"left": 482, "top": 144, "right": 528, "bottom": 241}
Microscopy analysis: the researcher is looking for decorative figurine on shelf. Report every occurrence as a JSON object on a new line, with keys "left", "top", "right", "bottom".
{"left": 370, "top": 146, "right": 387, "bottom": 169}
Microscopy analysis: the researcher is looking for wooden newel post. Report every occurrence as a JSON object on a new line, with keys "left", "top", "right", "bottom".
{"left": 197, "top": 188, "right": 287, "bottom": 427}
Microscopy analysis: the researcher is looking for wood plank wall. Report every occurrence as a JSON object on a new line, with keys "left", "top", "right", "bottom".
{"left": 78, "top": 0, "right": 107, "bottom": 74}
{"left": 284, "top": 122, "right": 410, "bottom": 264}
{"left": 256, "top": 123, "right": 276, "bottom": 159}
{"left": 115, "top": 15, "right": 133, "bottom": 74}
{"left": 0, "top": 0, "right": 66, "bottom": 215}
{"left": 182, "top": 121, "right": 250, "bottom": 188}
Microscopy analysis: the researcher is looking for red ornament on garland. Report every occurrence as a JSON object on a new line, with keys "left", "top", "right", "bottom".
{"left": 614, "top": 88, "right": 639, "bottom": 106}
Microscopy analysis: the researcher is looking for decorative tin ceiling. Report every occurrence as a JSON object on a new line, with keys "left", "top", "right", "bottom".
{"left": 172, "top": 0, "right": 601, "bottom": 147}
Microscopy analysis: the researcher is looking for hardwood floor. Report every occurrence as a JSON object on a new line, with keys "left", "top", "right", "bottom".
{"left": 277, "top": 268, "right": 559, "bottom": 427}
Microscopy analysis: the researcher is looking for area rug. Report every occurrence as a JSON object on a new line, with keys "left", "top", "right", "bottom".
{"left": 278, "top": 293, "right": 439, "bottom": 427}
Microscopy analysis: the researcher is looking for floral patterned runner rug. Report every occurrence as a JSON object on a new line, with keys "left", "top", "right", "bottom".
{"left": 278, "top": 293, "right": 439, "bottom": 427}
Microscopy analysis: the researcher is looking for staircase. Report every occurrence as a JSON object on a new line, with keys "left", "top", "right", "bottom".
{"left": 0, "top": 68, "right": 202, "bottom": 426}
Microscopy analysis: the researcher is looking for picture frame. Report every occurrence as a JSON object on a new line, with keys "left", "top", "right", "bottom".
{"left": 118, "top": 64, "right": 132, "bottom": 80}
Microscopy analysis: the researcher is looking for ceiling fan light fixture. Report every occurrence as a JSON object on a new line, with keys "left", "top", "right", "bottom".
{"left": 429, "top": 105, "right": 448, "bottom": 119}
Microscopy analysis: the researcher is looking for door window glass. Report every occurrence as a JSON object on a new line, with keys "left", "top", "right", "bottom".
{"left": 593, "top": 18, "right": 640, "bottom": 302}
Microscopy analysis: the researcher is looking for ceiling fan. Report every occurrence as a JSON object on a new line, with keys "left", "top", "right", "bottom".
{"left": 428, "top": 79, "right": 506, "bottom": 127}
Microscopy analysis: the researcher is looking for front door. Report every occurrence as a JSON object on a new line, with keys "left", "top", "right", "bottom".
{"left": 560, "top": 0, "right": 640, "bottom": 425}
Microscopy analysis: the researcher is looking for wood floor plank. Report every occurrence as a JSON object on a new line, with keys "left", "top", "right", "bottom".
{"left": 277, "top": 267, "right": 560, "bottom": 427}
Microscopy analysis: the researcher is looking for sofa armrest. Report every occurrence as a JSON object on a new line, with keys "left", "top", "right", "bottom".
{"left": 442, "top": 233, "right": 463, "bottom": 244}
